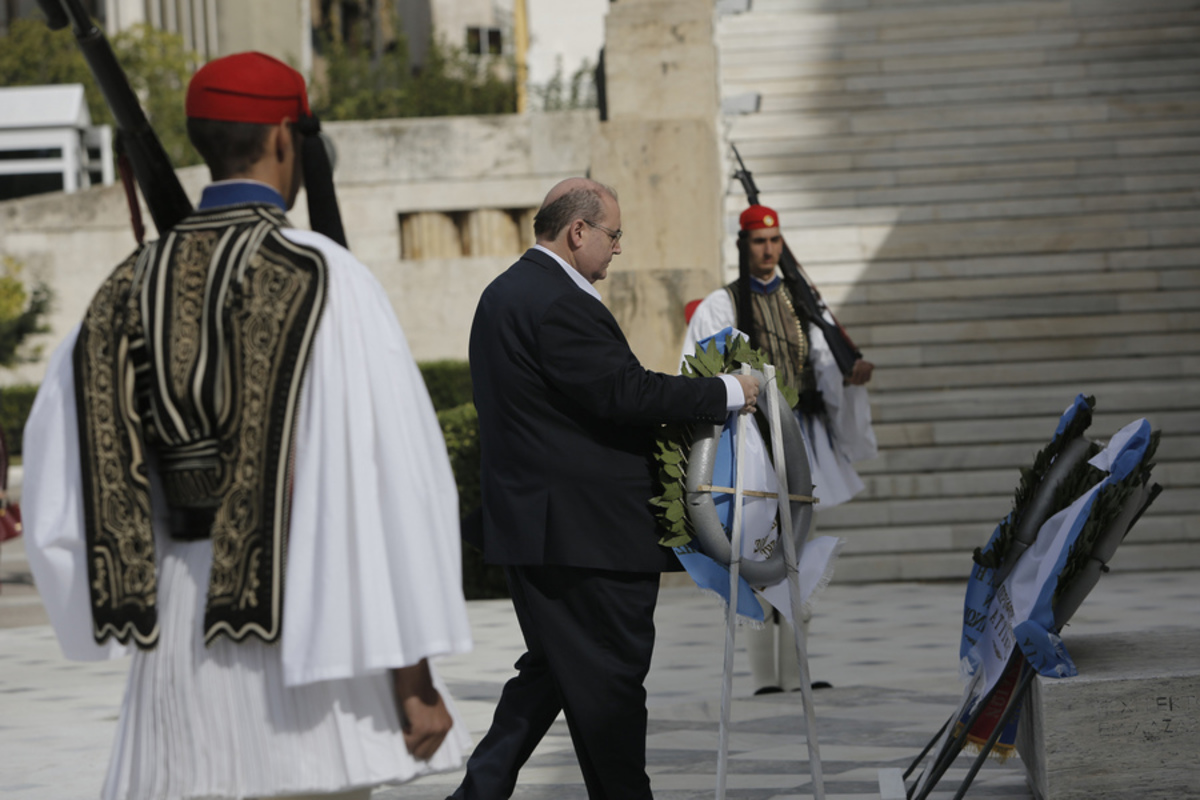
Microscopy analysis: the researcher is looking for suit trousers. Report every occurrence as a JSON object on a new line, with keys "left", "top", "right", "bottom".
{"left": 452, "top": 564, "right": 660, "bottom": 800}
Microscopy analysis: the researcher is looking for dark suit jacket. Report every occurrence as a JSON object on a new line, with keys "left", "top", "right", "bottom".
{"left": 469, "top": 248, "right": 729, "bottom": 573}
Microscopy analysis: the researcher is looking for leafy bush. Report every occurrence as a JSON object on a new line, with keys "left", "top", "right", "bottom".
{"left": 312, "top": 32, "right": 515, "bottom": 121}
{"left": 0, "top": 384, "right": 39, "bottom": 457}
{"left": 419, "top": 359, "right": 472, "bottom": 412}
{"left": 0, "top": 256, "right": 52, "bottom": 368}
{"left": 436, "top": 400, "right": 507, "bottom": 599}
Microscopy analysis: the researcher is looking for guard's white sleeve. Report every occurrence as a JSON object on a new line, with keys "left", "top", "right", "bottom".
{"left": 280, "top": 230, "right": 473, "bottom": 687}
{"left": 808, "top": 315, "right": 878, "bottom": 464}
{"left": 23, "top": 325, "right": 133, "bottom": 661}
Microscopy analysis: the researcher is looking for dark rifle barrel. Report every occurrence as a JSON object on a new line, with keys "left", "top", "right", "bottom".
{"left": 36, "top": 0, "right": 193, "bottom": 235}
{"left": 729, "top": 143, "right": 862, "bottom": 376}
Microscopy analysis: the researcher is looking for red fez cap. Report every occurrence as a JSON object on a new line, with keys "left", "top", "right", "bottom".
{"left": 740, "top": 204, "right": 780, "bottom": 231}
{"left": 187, "top": 52, "right": 311, "bottom": 124}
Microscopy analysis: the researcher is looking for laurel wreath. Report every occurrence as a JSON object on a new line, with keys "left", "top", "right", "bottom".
{"left": 1053, "top": 429, "right": 1159, "bottom": 602}
{"left": 973, "top": 395, "right": 1098, "bottom": 570}
{"left": 649, "top": 334, "right": 798, "bottom": 548}
{"left": 971, "top": 393, "right": 1160, "bottom": 603}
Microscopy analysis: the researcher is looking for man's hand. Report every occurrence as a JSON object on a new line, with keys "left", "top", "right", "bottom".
{"left": 393, "top": 659, "right": 453, "bottom": 761}
{"left": 844, "top": 359, "right": 874, "bottom": 386}
{"left": 733, "top": 373, "right": 760, "bottom": 413}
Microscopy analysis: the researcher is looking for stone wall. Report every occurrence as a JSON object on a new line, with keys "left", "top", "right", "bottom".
{"left": 0, "top": 110, "right": 597, "bottom": 384}
{"left": 588, "top": 0, "right": 728, "bottom": 373}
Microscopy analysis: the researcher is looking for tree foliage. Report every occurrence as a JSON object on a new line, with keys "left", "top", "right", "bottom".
{"left": 0, "top": 17, "right": 200, "bottom": 167}
{"left": 312, "top": 32, "right": 516, "bottom": 121}
{"left": 0, "top": 256, "right": 52, "bottom": 369}
{"left": 530, "top": 57, "right": 598, "bottom": 112}
{"left": 110, "top": 24, "right": 200, "bottom": 167}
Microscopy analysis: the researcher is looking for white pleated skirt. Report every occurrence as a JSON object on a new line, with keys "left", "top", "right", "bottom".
{"left": 102, "top": 531, "right": 468, "bottom": 800}
{"left": 798, "top": 410, "right": 864, "bottom": 511}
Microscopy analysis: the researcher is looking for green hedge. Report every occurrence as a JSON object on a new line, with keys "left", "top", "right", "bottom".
{"left": 419, "top": 360, "right": 473, "bottom": 412}
{"left": 437, "top": 401, "right": 507, "bottom": 600}
{"left": 0, "top": 383, "right": 38, "bottom": 456}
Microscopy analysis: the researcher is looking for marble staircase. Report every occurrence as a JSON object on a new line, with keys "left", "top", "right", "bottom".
{"left": 715, "top": 0, "right": 1200, "bottom": 580}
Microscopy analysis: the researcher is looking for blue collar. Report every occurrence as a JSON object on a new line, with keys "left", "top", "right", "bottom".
{"left": 198, "top": 181, "right": 287, "bottom": 211}
{"left": 750, "top": 275, "right": 782, "bottom": 295}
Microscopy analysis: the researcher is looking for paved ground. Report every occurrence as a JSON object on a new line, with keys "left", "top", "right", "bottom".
{"left": 3, "top": 533, "right": 1197, "bottom": 800}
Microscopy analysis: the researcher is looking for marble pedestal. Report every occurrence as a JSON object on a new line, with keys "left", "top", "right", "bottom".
{"left": 1016, "top": 627, "right": 1200, "bottom": 799}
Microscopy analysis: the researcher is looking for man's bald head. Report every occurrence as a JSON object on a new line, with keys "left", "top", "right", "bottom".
{"left": 533, "top": 178, "right": 618, "bottom": 242}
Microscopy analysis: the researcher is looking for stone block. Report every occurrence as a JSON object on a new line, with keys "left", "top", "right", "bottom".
{"left": 1016, "top": 628, "right": 1200, "bottom": 800}
{"left": 603, "top": 0, "right": 720, "bottom": 123}
{"left": 602, "top": 268, "right": 720, "bottom": 374}
{"left": 325, "top": 112, "right": 595, "bottom": 185}
{"left": 588, "top": 115, "right": 725, "bottom": 368}
{"left": 372, "top": 255, "right": 511, "bottom": 362}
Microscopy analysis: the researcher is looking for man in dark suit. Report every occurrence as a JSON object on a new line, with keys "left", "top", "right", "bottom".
{"left": 450, "top": 178, "right": 759, "bottom": 799}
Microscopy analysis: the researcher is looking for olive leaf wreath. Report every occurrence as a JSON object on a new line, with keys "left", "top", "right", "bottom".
{"left": 649, "top": 334, "right": 798, "bottom": 548}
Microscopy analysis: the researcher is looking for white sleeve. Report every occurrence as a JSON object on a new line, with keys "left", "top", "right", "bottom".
{"left": 807, "top": 320, "right": 878, "bottom": 464}
{"left": 280, "top": 231, "right": 473, "bottom": 687}
{"left": 22, "top": 326, "right": 133, "bottom": 661}
{"left": 679, "top": 288, "right": 736, "bottom": 372}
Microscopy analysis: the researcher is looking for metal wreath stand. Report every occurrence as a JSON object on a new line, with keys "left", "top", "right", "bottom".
{"left": 685, "top": 363, "right": 826, "bottom": 800}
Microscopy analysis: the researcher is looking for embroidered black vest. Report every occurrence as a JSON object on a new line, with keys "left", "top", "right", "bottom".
{"left": 725, "top": 281, "right": 824, "bottom": 414}
{"left": 73, "top": 204, "right": 327, "bottom": 647}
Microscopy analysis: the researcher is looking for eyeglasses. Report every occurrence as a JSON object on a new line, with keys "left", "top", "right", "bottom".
{"left": 585, "top": 220, "right": 623, "bottom": 244}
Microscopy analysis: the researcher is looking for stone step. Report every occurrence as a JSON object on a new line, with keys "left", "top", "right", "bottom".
{"left": 854, "top": 310, "right": 1198, "bottom": 348}
{"left": 872, "top": 411, "right": 1197, "bottom": 451}
{"left": 832, "top": 57, "right": 1200, "bottom": 94}
{"left": 725, "top": 57, "right": 1200, "bottom": 96}
{"left": 731, "top": 161, "right": 1200, "bottom": 209}
{"left": 722, "top": 31, "right": 1084, "bottom": 66}
{"left": 730, "top": 93, "right": 1200, "bottom": 140}
{"left": 742, "top": 167, "right": 1200, "bottom": 210}
{"left": 749, "top": 74, "right": 1200, "bottom": 116}
{"left": 723, "top": 17, "right": 1200, "bottom": 56}
{"left": 832, "top": 539, "right": 1200, "bottom": 583}
{"left": 737, "top": 189, "right": 1200, "bottom": 230}
{"left": 738, "top": 145, "right": 1200, "bottom": 185}
{"left": 821, "top": 225, "right": 1200, "bottom": 270}
{"left": 824, "top": 267, "right": 1200, "bottom": 307}
{"left": 857, "top": 463, "right": 1200, "bottom": 501}
{"left": 836, "top": 287, "right": 1200, "bottom": 328}
{"left": 723, "top": 27, "right": 1200, "bottom": 68}
{"left": 835, "top": 492, "right": 1198, "bottom": 529}
{"left": 819, "top": 488, "right": 1196, "bottom": 530}
{"left": 729, "top": 118, "right": 1200, "bottom": 163}
{"left": 799, "top": 247, "right": 1200, "bottom": 288}
{"left": 721, "top": 13, "right": 1200, "bottom": 49}
{"left": 714, "top": 249, "right": 1200, "bottom": 297}
{"left": 721, "top": 42, "right": 1200, "bottom": 83}
{"left": 721, "top": 9, "right": 1200, "bottom": 50}
{"left": 740, "top": 1, "right": 1102, "bottom": 29}
{"left": 870, "top": 354, "right": 1198, "bottom": 392}
{"left": 867, "top": 331, "right": 1200, "bottom": 369}
{"left": 854, "top": 460, "right": 1190, "bottom": 510}
{"left": 826, "top": 514, "right": 1199, "bottom": 564}
{"left": 857, "top": 434, "right": 1200, "bottom": 475}
{"left": 869, "top": 382, "right": 1200, "bottom": 424}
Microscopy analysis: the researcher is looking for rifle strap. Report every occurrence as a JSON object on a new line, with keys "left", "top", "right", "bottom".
{"left": 116, "top": 149, "right": 145, "bottom": 245}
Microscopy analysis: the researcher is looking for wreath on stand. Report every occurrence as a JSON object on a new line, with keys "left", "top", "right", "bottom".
{"left": 649, "top": 334, "right": 817, "bottom": 590}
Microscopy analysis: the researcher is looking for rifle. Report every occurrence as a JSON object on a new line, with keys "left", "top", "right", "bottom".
{"left": 731, "top": 143, "right": 862, "bottom": 377}
{"left": 37, "top": 0, "right": 193, "bottom": 238}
